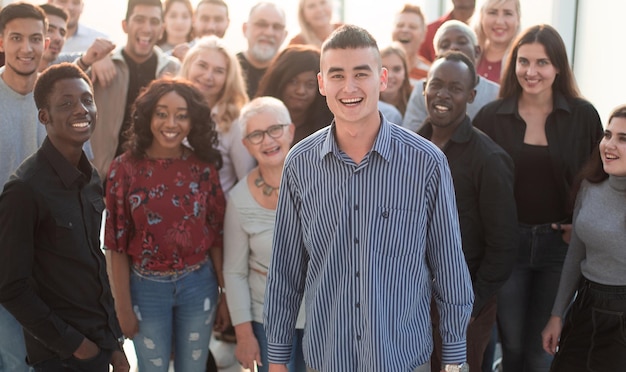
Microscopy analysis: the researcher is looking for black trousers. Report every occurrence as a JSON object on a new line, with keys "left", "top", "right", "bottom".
{"left": 551, "top": 278, "right": 626, "bottom": 372}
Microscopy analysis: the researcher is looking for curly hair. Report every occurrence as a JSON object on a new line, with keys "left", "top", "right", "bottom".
{"left": 124, "top": 77, "right": 222, "bottom": 168}
{"left": 34, "top": 63, "right": 93, "bottom": 110}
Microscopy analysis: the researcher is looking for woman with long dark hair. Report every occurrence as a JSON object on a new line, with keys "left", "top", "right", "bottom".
{"left": 472, "top": 24, "right": 603, "bottom": 372}
{"left": 541, "top": 105, "right": 626, "bottom": 371}
{"left": 255, "top": 44, "right": 333, "bottom": 144}
{"left": 104, "top": 78, "right": 225, "bottom": 371}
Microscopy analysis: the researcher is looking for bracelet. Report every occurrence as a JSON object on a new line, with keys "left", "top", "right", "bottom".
{"left": 78, "top": 55, "right": 90, "bottom": 69}
{"left": 219, "top": 286, "right": 226, "bottom": 295}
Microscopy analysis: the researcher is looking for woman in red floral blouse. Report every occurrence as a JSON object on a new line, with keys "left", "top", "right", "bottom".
{"left": 104, "top": 78, "right": 226, "bottom": 371}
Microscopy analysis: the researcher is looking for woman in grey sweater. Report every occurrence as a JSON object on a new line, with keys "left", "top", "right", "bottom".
{"left": 541, "top": 104, "right": 626, "bottom": 371}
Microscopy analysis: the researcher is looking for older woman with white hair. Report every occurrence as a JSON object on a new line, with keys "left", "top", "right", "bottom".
{"left": 223, "top": 97, "right": 305, "bottom": 372}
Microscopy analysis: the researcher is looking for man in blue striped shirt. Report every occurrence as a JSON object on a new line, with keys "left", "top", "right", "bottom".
{"left": 264, "top": 24, "right": 474, "bottom": 372}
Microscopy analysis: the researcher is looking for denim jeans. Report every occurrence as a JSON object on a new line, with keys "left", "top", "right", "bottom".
{"left": 130, "top": 261, "right": 218, "bottom": 371}
{"left": 253, "top": 321, "right": 305, "bottom": 372}
{"left": 497, "top": 223, "right": 567, "bottom": 372}
{"left": 0, "top": 305, "right": 32, "bottom": 372}
{"left": 550, "top": 279, "right": 626, "bottom": 372}
{"left": 33, "top": 349, "right": 112, "bottom": 372}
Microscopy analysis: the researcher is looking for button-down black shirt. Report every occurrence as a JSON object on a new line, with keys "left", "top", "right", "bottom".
{"left": 0, "top": 138, "right": 122, "bottom": 364}
{"left": 418, "top": 117, "right": 519, "bottom": 315}
{"left": 472, "top": 93, "right": 604, "bottom": 218}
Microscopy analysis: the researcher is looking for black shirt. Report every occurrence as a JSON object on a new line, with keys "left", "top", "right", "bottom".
{"left": 473, "top": 93, "right": 604, "bottom": 220}
{"left": 0, "top": 138, "right": 122, "bottom": 364}
{"left": 118, "top": 49, "right": 158, "bottom": 156}
{"left": 237, "top": 51, "right": 266, "bottom": 99}
{"left": 418, "top": 117, "right": 519, "bottom": 315}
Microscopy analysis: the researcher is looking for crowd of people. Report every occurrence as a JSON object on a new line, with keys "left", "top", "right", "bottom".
{"left": 0, "top": 0, "right": 623, "bottom": 372}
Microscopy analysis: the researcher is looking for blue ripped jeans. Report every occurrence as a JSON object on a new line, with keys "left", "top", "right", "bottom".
{"left": 497, "top": 223, "right": 568, "bottom": 372}
{"left": 130, "top": 261, "right": 218, "bottom": 371}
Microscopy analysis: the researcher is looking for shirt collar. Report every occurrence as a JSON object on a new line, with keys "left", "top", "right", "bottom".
{"left": 319, "top": 112, "right": 393, "bottom": 162}
{"left": 41, "top": 138, "right": 92, "bottom": 188}
{"left": 496, "top": 91, "right": 572, "bottom": 115}
{"left": 418, "top": 116, "right": 472, "bottom": 146}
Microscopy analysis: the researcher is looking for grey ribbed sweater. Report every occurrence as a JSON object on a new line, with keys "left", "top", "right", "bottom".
{"left": 552, "top": 175, "right": 626, "bottom": 316}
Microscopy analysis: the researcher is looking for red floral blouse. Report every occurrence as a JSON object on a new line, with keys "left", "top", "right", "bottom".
{"left": 104, "top": 152, "right": 225, "bottom": 272}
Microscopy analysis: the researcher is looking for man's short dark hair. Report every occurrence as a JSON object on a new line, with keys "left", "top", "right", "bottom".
{"left": 322, "top": 24, "right": 378, "bottom": 53}
{"left": 196, "top": 0, "right": 229, "bottom": 17}
{"left": 0, "top": 2, "right": 47, "bottom": 35}
{"left": 125, "top": 0, "right": 163, "bottom": 22}
{"left": 435, "top": 51, "right": 478, "bottom": 88}
{"left": 34, "top": 63, "right": 93, "bottom": 110}
{"left": 39, "top": 3, "right": 69, "bottom": 23}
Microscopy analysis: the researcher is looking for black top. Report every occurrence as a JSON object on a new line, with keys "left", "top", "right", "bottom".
{"left": 515, "top": 144, "right": 564, "bottom": 224}
{"left": 0, "top": 138, "right": 122, "bottom": 364}
{"left": 118, "top": 49, "right": 158, "bottom": 156}
{"left": 473, "top": 93, "right": 604, "bottom": 221}
{"left": 418, "top": 117, "right": 519, "bottom": 316}
{"left": 237, "top": 51, "right": 266, "bottom": 99}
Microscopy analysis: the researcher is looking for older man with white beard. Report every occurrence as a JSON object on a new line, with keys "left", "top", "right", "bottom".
{"left": 236, "top": 2, "right": 287, "bottom": 98}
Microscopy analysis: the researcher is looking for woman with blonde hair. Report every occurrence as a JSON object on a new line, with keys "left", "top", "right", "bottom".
{"left": 380, "top": 43, "right": 413, "bottom": 117}
{"left": 179, "top": 35, "right": 255, "bottom": 195}
{"left": 473, "top": 0, "right": 521, "bottom": 83}
{"left": 289, "top": 0, "right": 341, "bottom": 47}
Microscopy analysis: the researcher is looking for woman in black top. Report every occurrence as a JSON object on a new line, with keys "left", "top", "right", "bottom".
{"left": 472, "top": 24, "right": 603, "bottom": 372}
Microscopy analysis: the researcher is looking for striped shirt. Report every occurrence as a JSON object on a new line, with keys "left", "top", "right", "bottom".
{"left": 264, "top": 115, "right": 474, "bottom": 371}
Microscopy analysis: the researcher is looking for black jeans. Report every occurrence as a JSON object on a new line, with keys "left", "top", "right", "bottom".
{"left": 33, "top": 349, "right": 112, "bottom": 372}
{"left": 551, "top": 278, "right": 626, "bottom": 372}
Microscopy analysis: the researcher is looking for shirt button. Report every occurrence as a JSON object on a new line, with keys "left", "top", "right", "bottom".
{"left": 354, "top": 204, "right": 359, "bottom": 211}
{"left": 356, "top": 302, "right": 360, "bottom": 308}
{"left": 354, "top": 238, "right": 359, "bottom": 244}
{"left": 356, "top": 335, "right": 361, "bottom": 341}
{"left": 381, "top": 210, "right": 389, "bottom": 218}
{"left": 356, "top": 271, "right": 360, "bottom": 278}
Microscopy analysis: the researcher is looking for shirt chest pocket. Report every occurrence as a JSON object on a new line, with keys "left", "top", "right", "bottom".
{"left": 371, "top": 206, "right": 422, "bottom": 257}
{"left": 53, "top": 212, "right": 78, "bottom": 255}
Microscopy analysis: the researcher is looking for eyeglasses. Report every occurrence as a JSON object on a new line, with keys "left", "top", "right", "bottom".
{"left": 245, "top": 124, "right": 289, "bottom": 144}
{"left": 252, "top": 21, "right": 286, "bottom": 32}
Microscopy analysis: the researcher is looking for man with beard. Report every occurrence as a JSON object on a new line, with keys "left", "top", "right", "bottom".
{"left": 237, "top": 2, "right": 287, "bottom": 98}
{"left": 88, "top": 0, "right": 180, "bottom": 179}
{"left": 417, "top": 51, "right": 517, "bottom": 372}
{"left": 0, "top": 4, "right": 49, "bottom": 371}
{"left": 37, "top": 4, "right": 115, "bottom": 73}
{"left": 47, "top": 0, "right": 108, "bottom": 53}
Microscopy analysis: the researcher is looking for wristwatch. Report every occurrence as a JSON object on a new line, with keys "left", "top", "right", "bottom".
{"left": 443, "top": 363, "right": 469, "bottom": 372}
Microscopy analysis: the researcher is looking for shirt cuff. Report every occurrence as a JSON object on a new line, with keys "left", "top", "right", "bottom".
{"left": 267, "top": 342, "right": 293, "bottom": 365}
{"left": 441, "top": 340, "right": 467, "bottom": 365}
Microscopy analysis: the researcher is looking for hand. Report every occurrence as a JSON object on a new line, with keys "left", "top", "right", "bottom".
{"left": 117, "top": 307, "right": 139, "bottom": 339}
{"left": 541, "top": 315, "right": 563, "bottom": 355}
{"left": 73, "top": 337, "right": 100, "bottom": 360}
{"left": 110, "top": 349, "right": 130, "bottom": 372}
{"left": 213, "top": 295, "right": 231, "bottom": 333}
{"left": 90, "top": 56, "right": 117, "bottom": 87}
{"left": 81, "top": 38, "right": 115, "bottom": 67}
{"left": 551, "top": 223, "right": 572, "bottom": 244}
{"left": 235, "top": 334, "right": 262, "bottom": 370}
{"left": 269, "top": 363, "right": 288, "bottom": 372}
{"left": 171, "top": 43, "right": 190, "bottom": 61}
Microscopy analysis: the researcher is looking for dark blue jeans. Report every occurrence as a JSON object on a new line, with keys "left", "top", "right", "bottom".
{"left": 33, "top": 349, "right": 112, "bottom": 372}
{"left": 497, "top": 223, "right": 568, "bottom": 372}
